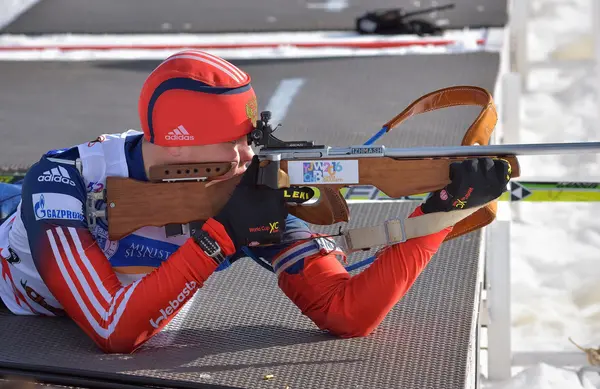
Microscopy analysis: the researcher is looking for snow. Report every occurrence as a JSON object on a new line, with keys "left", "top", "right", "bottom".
{"left": 484, "top": 0, "right": 600, "bottom": 387}
{"left": 510, "top": 0, "right": 600, "bottom": 361}
{"left": 0, "top": 29, "right": 487, "bottom": 47}
{"left": 1, "top": 0, "right": 600, "bottom": 388}
{"left": 0, "top": 28, "right": 493, "bottom": 61}
{"left": 484, "top": 363, "right": 598, "bottom": 389}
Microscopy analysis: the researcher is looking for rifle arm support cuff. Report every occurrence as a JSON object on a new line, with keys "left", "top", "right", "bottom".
{"left": 341, "top": 204, "right": 484, "bottom": 252}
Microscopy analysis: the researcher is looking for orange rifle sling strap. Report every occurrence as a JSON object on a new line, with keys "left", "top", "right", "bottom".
{"left": 380, "top": 85, "right": 516, "bottom": 242}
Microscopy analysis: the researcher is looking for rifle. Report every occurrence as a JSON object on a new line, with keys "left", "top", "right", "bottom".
{"left": 97, "top": 86, "right": 600, "bottom": 252}
{"left": 356, "top": 4, "right": 456, "bottom": 36}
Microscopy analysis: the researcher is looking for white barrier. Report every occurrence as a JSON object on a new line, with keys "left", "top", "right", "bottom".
{"left": 482, "top": 0, "right": 517, "bottom": 379}
{"left": 508, "top": 0, "right": 530, "bottom": 88}
{"left": 484, "top": 220, "right": 512, "bottom": 381}
{"left": 500, "top": 72, "right": 523, "bottom": 223}
{"left": 595, "top": 0, "right": 600, "bottom": 120}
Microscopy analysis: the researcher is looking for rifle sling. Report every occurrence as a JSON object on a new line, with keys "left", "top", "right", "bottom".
{"left": 341, "top": 205, "right": 484, "bottom": 253}
{"left": 383, "top": 85, "right": 502, "bottom": 242}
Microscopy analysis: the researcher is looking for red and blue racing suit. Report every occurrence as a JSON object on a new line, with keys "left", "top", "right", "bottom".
{"left": 0, "top": 130, "right": 452, "bottom": 353}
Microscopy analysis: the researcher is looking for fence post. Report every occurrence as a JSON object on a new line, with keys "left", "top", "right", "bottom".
{"left": 486, "top": 220, "right": 512, "bottom": 381}
{"left": 595, "top": 0, "right": 600, "bottom": 120}
{"left": 501, "top": 71, "right": 522, "bottom": 222}
{"left": 509, "top": 0, "right": 529, "bottom": 88}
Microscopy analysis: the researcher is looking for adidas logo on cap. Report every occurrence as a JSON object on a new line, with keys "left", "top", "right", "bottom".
{"left": 165, "top": 125, "right": 195, "bottom": 141}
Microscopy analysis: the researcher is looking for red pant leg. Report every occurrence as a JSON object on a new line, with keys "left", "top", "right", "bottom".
{"left": 276, "top": 206, "right": 452, "bottom": 337}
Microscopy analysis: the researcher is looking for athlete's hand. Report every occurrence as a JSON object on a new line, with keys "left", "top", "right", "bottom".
{"left": 421, "top": 158, "right": 511, "bottom": 214}
{"left": 210, "top": 156, "right": 288, "bottom": 249}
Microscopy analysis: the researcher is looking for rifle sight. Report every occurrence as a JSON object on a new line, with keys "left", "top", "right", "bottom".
{"left": 248, "top": 110, "right": 318, "bottom": 150}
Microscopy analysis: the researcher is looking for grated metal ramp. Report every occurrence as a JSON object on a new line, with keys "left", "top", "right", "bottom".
{"left": 0, "top": 202, "right": 484, "bottom": 389}
{"left": 2, "top": 0, "right": 507, "bottom": 34}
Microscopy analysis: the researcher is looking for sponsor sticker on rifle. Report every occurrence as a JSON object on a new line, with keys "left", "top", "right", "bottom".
{"left": 288, "top": 160, "right": 359, "bottom": 185}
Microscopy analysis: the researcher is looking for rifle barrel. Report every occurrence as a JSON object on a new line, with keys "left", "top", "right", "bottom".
{"left": 403, "top": 4, "right": 455, "bottom": 18}
{"left": 262, "top": 142, "right": 600, "bottom": 159}
{"left": 382, "top": 141, "right": 600, "bottom": 158}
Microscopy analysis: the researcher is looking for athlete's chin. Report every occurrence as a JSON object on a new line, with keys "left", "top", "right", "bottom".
{"left": 231, "top": 165, "right": 249, "bottom": 178}
{"left": 207, "top": 162, "right": 246, "bottom": 184}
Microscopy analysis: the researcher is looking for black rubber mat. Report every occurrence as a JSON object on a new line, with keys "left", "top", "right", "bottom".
{"left": 2, "top": 0, "right": 507, "bottom": 34}
{"left": 0, "top": 202, "right": 484, "bottom": 389}
{"left": 0, "top": 52, "right": 497, "bottom": 388}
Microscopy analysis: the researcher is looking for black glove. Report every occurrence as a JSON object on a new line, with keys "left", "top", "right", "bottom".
{"left": 212, "top": 156, "right": 312, "bottom": 249}
{"left": 421, "top": 158, "right": 511, "bottom": 214}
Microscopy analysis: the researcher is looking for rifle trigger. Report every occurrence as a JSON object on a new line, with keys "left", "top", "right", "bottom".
{"left": 165, "top": 224, "right": 184, "bottom": 238}
{"left": 85, "top": 191, "right": 107, "bottom": 230}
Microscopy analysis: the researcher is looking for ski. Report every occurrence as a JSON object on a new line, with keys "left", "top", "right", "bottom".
{"left": 0, "top": 169, "right": 27, "bottom": 184}
{"left": 4, "top": 169, "right": 600, "bottom": 203}
{"left": 340, "top": 181, "right": 600, "bottom": 203}
{"left": 500, "top": 181, "right": 600, "bottom": 202}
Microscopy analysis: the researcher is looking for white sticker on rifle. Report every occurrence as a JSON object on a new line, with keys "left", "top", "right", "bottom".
{"left": 287, "top": 160, "right": 359, "bottom": 184}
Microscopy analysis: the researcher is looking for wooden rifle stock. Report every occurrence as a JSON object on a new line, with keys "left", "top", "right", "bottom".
{"left": 104, "top": 85, "right": 520, "bottom": 243}
{"left": 105, "top": 155, "right": 520, "bottom": 241}
{"left": 283, "top": 156, "right": 521, "bottom": 225}
{"left": 106, "top": 163, "right": 241, "bottom": 241}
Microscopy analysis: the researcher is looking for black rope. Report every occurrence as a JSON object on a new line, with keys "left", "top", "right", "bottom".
{"left": 250, "top": 226, "right": 344, "bottom": 248}
{"left": 0, "top": 361, "right": 233, "bottom": 389}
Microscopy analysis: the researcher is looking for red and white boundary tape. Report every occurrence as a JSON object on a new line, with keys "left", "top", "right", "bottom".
{"left": 0, "top": 28, "right": 503, "bottom": 60}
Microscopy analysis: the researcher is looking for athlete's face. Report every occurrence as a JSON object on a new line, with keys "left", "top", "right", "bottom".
{"left": 177, "top": 135, "right": 255, "bottom": 177}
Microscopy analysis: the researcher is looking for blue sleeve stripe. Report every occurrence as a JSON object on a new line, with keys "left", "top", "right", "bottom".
{"left": 273, "top": 241, "right": 320, "bottom": 276}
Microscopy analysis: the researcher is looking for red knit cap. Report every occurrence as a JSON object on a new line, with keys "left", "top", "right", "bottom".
{"left": 138, "top": 50, "right": 258, "bottom": 146}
